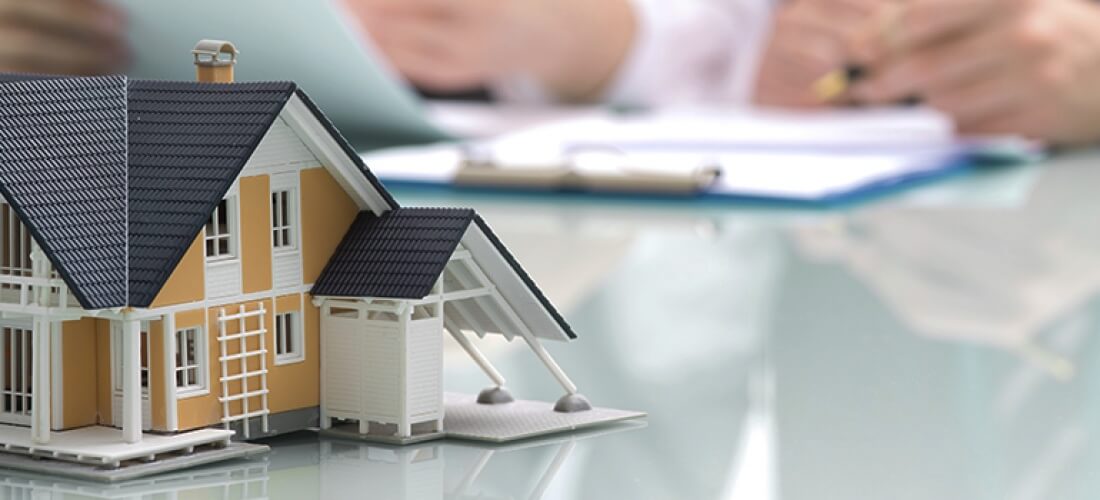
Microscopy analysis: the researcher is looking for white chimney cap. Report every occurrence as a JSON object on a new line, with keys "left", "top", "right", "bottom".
{"left": 192, "top": 39, "right": 238, "bottom": 66}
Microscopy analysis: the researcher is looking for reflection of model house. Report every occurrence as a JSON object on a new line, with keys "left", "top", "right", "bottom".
{"left": 0, "top": 40, "right": 633, "bottom": 479}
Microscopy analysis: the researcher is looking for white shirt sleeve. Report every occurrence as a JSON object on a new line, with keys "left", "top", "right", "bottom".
{"left": 605, "top": 0, "right": 776, "bottom": 106}
{"left": 492, "top": 0, "right": 776, "bottom": 106}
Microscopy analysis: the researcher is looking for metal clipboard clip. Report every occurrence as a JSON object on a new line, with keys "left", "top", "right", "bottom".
{"left": 454, "top": 143, "right": 722, "bottom": 196}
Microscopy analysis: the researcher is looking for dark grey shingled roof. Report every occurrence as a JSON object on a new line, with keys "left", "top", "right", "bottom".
{"left": 0, "top": 76, "right": 128, "bottom": 310}
{"left": 127, "top": 80, "right": 297, "bottom": 306}
{"left": 0, "top": 74, "right": 397, "bottom": 309}
{"left": 312, "top": 208, "right": 475, "bottom": 299}
{"left": 313, "top": 208, "right": 577, "bottom": 340}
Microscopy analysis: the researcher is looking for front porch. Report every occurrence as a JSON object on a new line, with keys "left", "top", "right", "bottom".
{"left": 0, "top": 424, "right": 235, "bottom": 469}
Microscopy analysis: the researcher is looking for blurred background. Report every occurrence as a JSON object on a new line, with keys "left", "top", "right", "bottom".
{"left": 3, "top": 0, "right": 1100, "bottom": 498}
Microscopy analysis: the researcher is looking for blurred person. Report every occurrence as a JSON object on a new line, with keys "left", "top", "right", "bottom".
{"left": 0, "top": 0, "right": 128, "bottom": 76}
{"left": 842, "top": 0, "right": 1100, "bottom": 146}
{"left": 343, "top": 0, "right": 774, "bottom": 104}
{"left": 352, "top": 0, "right": 1100, "bottom": 146}
{"left": 757, "top": 0, "right": 1100, "bottom": 145}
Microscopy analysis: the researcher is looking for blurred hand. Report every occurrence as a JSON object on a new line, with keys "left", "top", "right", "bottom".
{"left": 752, "top": 0, "right": 880, "bottom": 108}
{"left": 0, "top": 0, "right": 129, "bottom": 75}
{"left": 343, "top": 0, "right": 635, "bottom": 102}
{"left": 853, "top": 0, "right": 1100, "bottom": 145}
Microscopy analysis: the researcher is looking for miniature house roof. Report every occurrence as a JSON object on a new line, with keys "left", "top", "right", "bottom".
{"left": 313, "top": 208, "right": 577, "bottom": 341}
{"left": 0, "top": 73, "right": 575, "bottom": 341}
{"left": 0, "top": 74, "right": 394, "bottom": 309}
{"left": 313, "top": 208, "right": 476, "bottom": 299}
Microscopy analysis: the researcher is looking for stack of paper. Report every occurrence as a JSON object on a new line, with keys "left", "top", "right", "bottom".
{"left": 365, "top": 108, "right": 1038, "bottom": 203}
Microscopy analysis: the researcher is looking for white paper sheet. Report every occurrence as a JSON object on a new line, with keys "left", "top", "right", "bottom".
{"left": 363, "top": 108, "right": 1035, "bottom": 202}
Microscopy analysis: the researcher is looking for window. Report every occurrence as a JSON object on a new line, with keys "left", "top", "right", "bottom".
{"left": 274, "top": 312, "right": 304, "bottom": 364}
{"left": 271, "top": 189, "right": 296, "bottom": 251}
{"left": 0, "top": 203, "right": 32, "bottom": 278}
{"left": 112, "top": 321, "right": 151, "bottom": 395}
{"left": 174, "top": 327, "right": 207, "bottom": 395}
{"left": 205, "top": 198, "right": 236, "bottom": 260}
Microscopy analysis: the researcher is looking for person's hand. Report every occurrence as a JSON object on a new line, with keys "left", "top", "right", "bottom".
{"left": 853, "top": 0, "right": 1100, "bottom": 146}
{"left": 0, "top": 0, "right": 129, "bottom": 76}
{"left": 752, "top": 0, "right": 880, "bottom": 108}
{"left": 343, "top": 0, "right": 635, "bottom": 102}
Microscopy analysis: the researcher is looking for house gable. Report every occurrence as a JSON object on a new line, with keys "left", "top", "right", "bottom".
{"left": 127, "top": 80, "right": 298, "bottom": 307}
{"left": 146, "top": 95, "right": 398, "bottom": 308}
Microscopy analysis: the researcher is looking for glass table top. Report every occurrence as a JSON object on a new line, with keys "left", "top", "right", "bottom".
{"left": 7, "top": 151, "right": 1100, "bottom": 499}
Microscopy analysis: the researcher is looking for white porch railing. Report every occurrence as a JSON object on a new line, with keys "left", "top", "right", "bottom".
{"left": 0, "top": 275, "right": 75, "bottom": 309}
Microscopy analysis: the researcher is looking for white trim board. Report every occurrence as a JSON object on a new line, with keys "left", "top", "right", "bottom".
{"left": 459, "top": 225, "right": 572, "bottom": 343}
{"left": 280, "top": 94, "right": 393, "bottom": 215}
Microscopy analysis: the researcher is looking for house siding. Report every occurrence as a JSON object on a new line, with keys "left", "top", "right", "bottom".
{"left": 301, "top": 167, "right": 359, "bottom": 284}
{"left": 148, "top": 319, "right": 168, "bottom": 431}
{"left": 172, "top": 293, "right": 323, "bottom": 432}
{"left": 241, "top": 175, "right": 273, "bottom": 294}
{"left": 148, "top": 164, "right": 356, "bottom": 307}
{"left": 61, "top": 318, "right": 98, "bottom": 429}
{"left": 139, "top": 122, "right": 365, "bottom": 433}
{"left": 175, "top": 308, "right": 217, "bottom": 431}
{"left": 149, "top": 235, "right": 205, "bottom": 309}
{"left": 268, "top": 293, "right": 320, "bottom": 414}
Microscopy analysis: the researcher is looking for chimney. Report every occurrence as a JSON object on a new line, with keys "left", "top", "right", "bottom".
{"left": 192, "top": 40, "right": 238, "bottom": 83}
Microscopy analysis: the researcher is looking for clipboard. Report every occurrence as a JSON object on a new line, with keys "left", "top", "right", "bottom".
{"left": 453, "top": 145, "right": 723, "bottom": 196}
{"left": 362, "top": 110, "right": 1040, "bottom": 203}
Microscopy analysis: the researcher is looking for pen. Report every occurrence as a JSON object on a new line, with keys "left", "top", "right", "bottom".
{"left": 812, "top": 64, "right": 866, "bottom": 103}
{"left": 813, "top": 2, "right": 907, "bottom": 103}
{"left": 812, "top": 64, "right": 923, "bottom": 106}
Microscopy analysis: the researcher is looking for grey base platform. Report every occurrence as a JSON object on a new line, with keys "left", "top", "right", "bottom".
{"left": 0, "top": 441, "right": 269, "bottom": 483}
{"left": 321, "top": 392, "right": 646, "bottom": 445}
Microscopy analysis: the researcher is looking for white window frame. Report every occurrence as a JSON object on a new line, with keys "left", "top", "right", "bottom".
{"left": 274, "top": 311, "right": 304, "bottom": 365}
{"left": 111, "top": 321, "right": 152, "bottom": 397}
{"left": 271, "top": 187, "right": 298, "bottom": 252}
{"left": 204, "top": 195, "right": 239, "bottom": 262}
{"left": 174, "top": 327, "right": 209, "bottom": 398}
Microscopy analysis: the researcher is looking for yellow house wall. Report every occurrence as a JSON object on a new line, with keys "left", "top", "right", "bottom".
{"left": 267, "top": 293, "right": 320, "bottom": 413}
{"left": 175, "top": 308, "right": 219, "bottom": 431}
{"left": 241, "top": 175, "right": 273, "bottom": 294}
{"left": 148, "top": 319, "right": 168, "bottom": 431}
{"left": 61, "top": 318, "right": 98, "bottom": 429}
{"left": 300, "top": 167, "right": 359, "bottom": 284}
{"left": 175, "top": 293, "right": 322, "bottom": 431}
{"left": 150, "top": 235, "right": 205, "bottom": 308}
{"left": 77, "top": 318, "right": 167, "bottom": 431}
{"left": 149, "top": 165, "right": 356, "bottom": 306}
{"left": 138, "top": 165, "right": 364, "bottom": 432}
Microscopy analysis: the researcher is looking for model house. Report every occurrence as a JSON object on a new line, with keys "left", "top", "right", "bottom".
{"left": 0, "top": 41, "right": 638, "bottom": 480}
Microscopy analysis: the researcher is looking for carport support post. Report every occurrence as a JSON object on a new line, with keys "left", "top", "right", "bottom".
{"left": 521, "top": 334, "right": 578, "bottom": 395}
{"left": 445, "top": 321, "right": 506, "bottom": 387}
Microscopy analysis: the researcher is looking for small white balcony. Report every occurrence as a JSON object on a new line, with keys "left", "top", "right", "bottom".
{"left": 0, "top": 274, "right": 77, "bottom": 309}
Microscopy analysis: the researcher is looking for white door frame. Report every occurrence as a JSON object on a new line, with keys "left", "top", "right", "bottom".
{"left": 110, "top": 321, "right": 152, "bottom": 430}
{"left": 0, "top": 319, "right": 34, "bottom": 426}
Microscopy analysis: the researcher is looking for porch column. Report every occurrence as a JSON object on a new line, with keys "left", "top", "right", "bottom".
{"left": 122, "top": 319, "right": 142, "bottom": 443}
{"left": 31, "top": 318, "right": 50, "bottom": 444}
